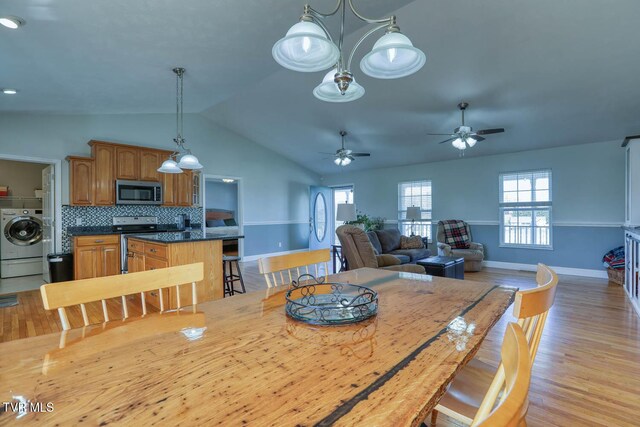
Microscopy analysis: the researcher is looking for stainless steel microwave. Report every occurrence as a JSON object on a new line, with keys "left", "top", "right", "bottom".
{"left": 115, "top": 180, "right": 162, "bottom": 205}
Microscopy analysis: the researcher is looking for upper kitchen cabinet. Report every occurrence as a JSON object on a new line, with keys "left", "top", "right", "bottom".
{"left": 116, "top": 146, "right": 140, "bottom": 180}
{"left": 176, "top": 170, "right": 193, "bottom": 207}
{"left": 140, "top": 150, "right": 163, "bottom": 182}
{"left": 67, "top": 156, "right": 94, "bottom": 206}
{"left": 90, "top": 141, "right": 116, "bottom": 206}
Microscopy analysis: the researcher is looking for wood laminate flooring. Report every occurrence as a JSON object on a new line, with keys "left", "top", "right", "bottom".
{"left": 1, "top": 263, "right": 638, "bottom": 426}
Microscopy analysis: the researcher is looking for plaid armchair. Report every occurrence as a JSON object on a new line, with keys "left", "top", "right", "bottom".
{"left": 436, "top": 220, "right": 485, "bottom": 272}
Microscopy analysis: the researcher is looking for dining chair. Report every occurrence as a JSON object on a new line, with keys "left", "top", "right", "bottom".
{"left": 40, "top": 262, "right": 204, "bottom": 330}
{"left": 258, "top": 249, "right": 331, "bottom": 288}
{"left": 472, "top": 322, "right": 532, "bottom": 426}
{"left": 431, "top": 263, "right": 558, "bottom": 426}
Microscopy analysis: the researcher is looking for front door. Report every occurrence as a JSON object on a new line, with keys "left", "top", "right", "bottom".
{"left": 309, "top": 186, "right": 332, "bottom": 251}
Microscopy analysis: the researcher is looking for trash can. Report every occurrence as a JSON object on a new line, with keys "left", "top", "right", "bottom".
{"left": 48, "top": 253, "right": 73, "bottom": 283}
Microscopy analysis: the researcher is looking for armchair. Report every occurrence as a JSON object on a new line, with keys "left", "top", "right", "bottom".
{"left": 436, "top": 220, "right": 485, "bottom": 272}
{"left": 336, "top": 225, "right": 425, "bottom": 274}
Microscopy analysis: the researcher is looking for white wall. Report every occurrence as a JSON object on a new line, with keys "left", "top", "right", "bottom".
{"left": 0, "top": 113, "right": 319, "bottom": 223}
{"left": 322, "top": 140, "right": 624, "bottom": 225}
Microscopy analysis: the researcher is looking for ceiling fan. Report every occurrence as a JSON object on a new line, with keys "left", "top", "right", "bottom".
{"left": 427, "top": 102, "right": 505, "bottom": 150}
{"left": 321, "top": 131, "right": 371, "bottom": 166}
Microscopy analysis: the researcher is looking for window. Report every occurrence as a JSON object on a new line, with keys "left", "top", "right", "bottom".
{"left": 499, "top": 170, "right": 552, "bottom": 248}
{"left": 398, "top": 180, "right": 432, "bottom": 240}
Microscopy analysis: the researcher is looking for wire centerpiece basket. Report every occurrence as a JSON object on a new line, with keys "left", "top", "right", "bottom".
{"left": 285, "top": 274, "right": 378, "bottom": 325}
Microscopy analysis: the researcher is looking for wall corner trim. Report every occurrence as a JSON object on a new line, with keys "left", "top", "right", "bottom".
{"left": 482, "top": 260, "right": 608, "bottom": 279}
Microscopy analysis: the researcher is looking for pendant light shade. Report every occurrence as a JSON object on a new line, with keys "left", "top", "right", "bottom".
{"left": 158, "top": 158, "right": 183, "bottom": 173}
{"left": 360, "top": 32, "right": 426, "bottom": 79}
{"left": 466, "top": 137, "right": 477, "bottom": 148}
{"left": 177, "top": 153, "right": 203, "bottom": 170}
{"left": 272, "top": 21, "right": 340, "bottom": 72}
{"left": 313, "top": 68, "right": 365, "bottom": 102}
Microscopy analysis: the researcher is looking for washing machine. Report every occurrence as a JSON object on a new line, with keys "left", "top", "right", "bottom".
{"left": 1, "top": 209, "right": 43, "bottom": 278}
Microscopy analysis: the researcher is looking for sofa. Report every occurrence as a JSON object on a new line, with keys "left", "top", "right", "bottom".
{"left": 436, "top": 220, "right": 484, "bottom": 272}
{"left": 367, "top": 228, "right": 431, "bottom": 264}
{"left": 336, "top": 225, "right": 426, "bottom": 274}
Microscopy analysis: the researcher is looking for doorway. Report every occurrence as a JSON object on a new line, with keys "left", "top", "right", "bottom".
{"left": 331, "top": 185, "right": 354, "bottom": 245}
{"left": 202, "top": 175, "right": 243, "bottom": 258}
{"left": 0, "top": 154, "right": 62, "bottom": 293}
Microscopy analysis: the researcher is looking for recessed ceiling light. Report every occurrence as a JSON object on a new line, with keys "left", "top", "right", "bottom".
{"left": 1, "top": 89, "right": 17, "bottom": 95}
{"left": 0, "top": 16, "right": 25, "bottom": 29}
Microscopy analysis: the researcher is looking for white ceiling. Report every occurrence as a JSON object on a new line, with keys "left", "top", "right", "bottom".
{"left": 2, "top": 0, "right": 640, "bottom": 174}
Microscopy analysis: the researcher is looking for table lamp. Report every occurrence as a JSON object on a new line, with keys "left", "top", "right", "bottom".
{"left": 337, "top": 203, "right": 357, "bottom": 222}
{"left": 406, "top": 206, "right": 421, "bottom": 236}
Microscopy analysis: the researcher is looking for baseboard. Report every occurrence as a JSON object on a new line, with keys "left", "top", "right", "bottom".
{"left": 482, "top": 260, "right": 608, "bottom": 279}
{"left": 242, "top": 248, "right": 309, "bottom": 262}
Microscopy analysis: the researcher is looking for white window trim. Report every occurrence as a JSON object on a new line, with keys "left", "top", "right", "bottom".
{"left": 499, "top": 169, "right": 553, "bottom": 250}
{"left": 398, "top": 180, "right": 433, "bottom": 241}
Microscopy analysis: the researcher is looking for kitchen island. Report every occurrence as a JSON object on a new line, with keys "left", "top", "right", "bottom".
{"left": 127, "top": 231, "right": 243, "bottom": 309}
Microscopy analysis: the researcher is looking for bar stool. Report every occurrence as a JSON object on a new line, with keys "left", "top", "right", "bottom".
{"left": 223, "top": 255, "right": 246, "bottom": 297}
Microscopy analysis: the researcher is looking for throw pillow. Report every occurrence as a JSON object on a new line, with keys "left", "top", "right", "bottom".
{"left": 441, "top": 220, "right": 470, "bottom": 249}
{"left": 400, "top": 235, "right": 425, "bottom": 249}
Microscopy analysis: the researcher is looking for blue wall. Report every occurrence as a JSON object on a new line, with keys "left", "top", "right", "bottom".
{"left": 205, "top": 180, "right": 238, "bottom": 213}
{"left": 243, "top": 223, "right": 309, "bottom": 257}
{"left": 323, "top": 140, "right": 625, "bottom": 271}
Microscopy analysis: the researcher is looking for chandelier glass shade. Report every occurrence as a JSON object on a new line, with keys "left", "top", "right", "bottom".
{"left": 334, "top": 156, "right": 352, "bottom": 166}
{"left": 158, "top": 158, "right": 183, "bottom": 174}
{"left": 272, "top": 22, "right": 340, "bottom": 72}
{"left": 273, "top": 1, "right": 425, "bottom": 102}
{"left": 360, "top": 32, "right": 426, "bottom": 79}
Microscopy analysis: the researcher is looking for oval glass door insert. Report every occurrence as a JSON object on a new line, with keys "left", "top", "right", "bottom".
{"left": 314, "top": 193, "right": 327, "bottom": 241}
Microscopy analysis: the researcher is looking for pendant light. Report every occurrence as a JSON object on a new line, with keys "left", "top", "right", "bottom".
{"left": 273, "top": 1, "right": 425, "bottom": 102}
{"left": 158, "top": 67, "right": 203, "bottom": 174}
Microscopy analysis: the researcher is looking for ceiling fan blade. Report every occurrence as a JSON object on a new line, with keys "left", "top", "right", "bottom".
{"left": 350, "top": 152, "right": 370, "bottom": 157}
{"left": 475, "top": 128, "right": 504, "bottom": 135}
{"left": 470, "top": 136, "right": 486, "bottom": 142}
{"left": 427, "top": 133, "right": 455, "bottom": 136}
{"left": 348, "top": 155, "right": 355, "bottom": 161}
{"left": 318, "top": 152, "right": 337, "bottom": 155}
{"left": 437, "top": 137, "right": 457, "bottom": 145}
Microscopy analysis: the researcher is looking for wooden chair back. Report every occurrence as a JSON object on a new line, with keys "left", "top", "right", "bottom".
{"left": 40, "top": 263, "right": 204, "bottom": 330}
{"left": 258, "top": 249, "right": 331, "bottom": 288}
{"left": 472, "top": 322, "right": 532, "bottom": 427}
{"left": 474, "top": 263, "right": 557, "bottom": 418}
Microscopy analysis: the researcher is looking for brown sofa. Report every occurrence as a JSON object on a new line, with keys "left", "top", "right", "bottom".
{"left": 336, "top": 225, "right": 426, "bottom": 274}
{"left": 368, "top": 228, "right": 431, "bottom": 263}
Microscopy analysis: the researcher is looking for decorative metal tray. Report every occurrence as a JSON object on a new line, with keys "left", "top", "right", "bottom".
{"left": 285, "top": 275, "right": 378, "bottom": 325}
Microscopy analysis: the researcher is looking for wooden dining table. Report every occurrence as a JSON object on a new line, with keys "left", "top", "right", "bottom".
{"left": 0, "top": 268, "right": 516, "bottom": 426}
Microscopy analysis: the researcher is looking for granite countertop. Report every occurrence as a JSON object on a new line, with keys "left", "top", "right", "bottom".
{"left": 128, "top": 230, "right": 244, "bottom": 243}
{"left": 67, "top": 224, "right": 200, "bottom": 236}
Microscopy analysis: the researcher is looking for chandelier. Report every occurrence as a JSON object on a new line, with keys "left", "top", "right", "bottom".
{"left": 158, "top": 67, "right": 203, "bottom": 173}
{"left": 272, "top": 1, "right": 426, "bottom": 102}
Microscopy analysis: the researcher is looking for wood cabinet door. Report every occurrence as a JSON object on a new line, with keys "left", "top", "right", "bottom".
{"left": 92, "top": 144, "right": 116, "bottom": 205}
{"left": 74, "top": 246, "right": 98, "bottom": 279}
{"left": 140, "top": 150, "right": 162, "bottom": 182}
{"left": 116, "top": 147, "right": 140, "bottom": 180}
{"left": 69, "top": 158, "right": 94, "bottom": 206}
{"left": 100, "top": 244, "right": 121, "bottom": 277}
{"left": 176, "top": 170, "right": 193, "bottom": 207}
{"left": 162, "top": 173, "right": 177, "bottom": 206}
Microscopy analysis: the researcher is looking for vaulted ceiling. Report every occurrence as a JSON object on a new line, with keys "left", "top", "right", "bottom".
{"left": 2, "top": 0, "right": 639, "bottom": 174}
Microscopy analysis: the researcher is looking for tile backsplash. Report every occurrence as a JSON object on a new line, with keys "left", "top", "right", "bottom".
{"left": 61, "top": 205, "right": 202, "bottom": 252}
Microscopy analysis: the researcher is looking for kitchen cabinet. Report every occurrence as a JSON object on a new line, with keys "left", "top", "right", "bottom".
{"left": 162, "top": 173, "right": 177, "bottom": 206}
{"left": 90, "top": 142, "right": 116, "bottom": 206}
{"left": 140, "top": 150, "right": 163, "bottom": 182}
{"left": 127, "top": 237, "right": 222, "bottom": 309}
{"left": 176, "top": 170, "right": 193, "bottom": 207}
{"left": 116, "top": 146, "right": 139, "bottom": 180}
{"left": 67, "top": 157, "right": 94, "bottom": 206}
{"left": 73, "top": 235, "right": 121, "bottom": 280}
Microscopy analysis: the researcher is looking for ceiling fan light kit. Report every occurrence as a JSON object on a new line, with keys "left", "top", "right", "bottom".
{"left": 273, "top": 1, "right": 426, "bottom": 102}
{"left": 328, "top": 130, "right": 371, "bottom": 167}
{"left": 157, "top": 67, "right": 203, "bottom": 174}
{"left": 428, "top": 102, "right": 504, "bottom": 152}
